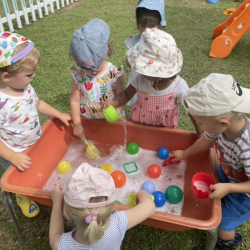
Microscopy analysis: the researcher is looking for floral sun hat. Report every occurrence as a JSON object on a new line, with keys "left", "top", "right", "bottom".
{"left": 126, "top": 28, "right": 183, "bottom": 78}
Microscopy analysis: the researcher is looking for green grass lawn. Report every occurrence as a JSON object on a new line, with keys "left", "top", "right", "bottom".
{"left": 0, "top": 0, "right": 250, "bottom": 249}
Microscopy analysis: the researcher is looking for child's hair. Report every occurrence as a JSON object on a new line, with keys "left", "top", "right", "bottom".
{"left": 216, "top": 111, "right": 242, "bottom": 121}
{"left": 136, "top": 7, "right": 163, "bottom": 30}
{"left": 64, "top": 197, "right": 115, "bottom": 244}
{"left": 69, "top": 39, "right": 115, "bottom": 62}
{"left": 0, "top": 42, "right": 40, "bottom": 76}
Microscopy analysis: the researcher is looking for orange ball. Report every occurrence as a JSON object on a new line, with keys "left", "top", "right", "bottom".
{"left": 111, "top": 171, "right": 126, "bottom": 188}
{"left": 147, "top": 164, "right": 161, "bottom": 179}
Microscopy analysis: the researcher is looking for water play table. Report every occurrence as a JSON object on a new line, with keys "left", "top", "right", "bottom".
{"left": 0, "top": 118, "right": 221, "bottom": 249}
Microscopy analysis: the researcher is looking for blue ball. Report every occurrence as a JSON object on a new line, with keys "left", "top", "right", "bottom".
{"left": 152, "top": 191, "right": 167, "bottom": 207}
{"left": 141, "top": 181, "right": 156, "bottom": 194}
{"left": 157, "top": 148, "right": 169, "bottom": 160}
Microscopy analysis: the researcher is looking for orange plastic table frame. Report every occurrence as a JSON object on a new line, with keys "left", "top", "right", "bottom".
{"left": 0, "top": 118, "right": 221, "bottom": 248}
{"left": 210, "top": 0, "right": 250, "bottom": 58}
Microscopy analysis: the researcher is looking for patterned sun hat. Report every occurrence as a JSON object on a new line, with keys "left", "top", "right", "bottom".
{"left": 126, "top": 28, "right": 183, "bottom": 78}
{"left": 0, "top": 32, "right": 34, "bottom": 68}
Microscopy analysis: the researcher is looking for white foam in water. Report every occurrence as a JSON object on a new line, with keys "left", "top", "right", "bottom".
{"left": 42, "top": 139, "right": 187, "bottom": 216}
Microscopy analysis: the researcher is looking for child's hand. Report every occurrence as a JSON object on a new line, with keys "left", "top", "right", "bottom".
{"left": 10, "top": 152, "right": 32, "bottom": 171}
{"left": 59, "top": 113, "right": 71, "bottom": 126}
{"left": 170, "top": 150, "right": 186, "bottom": 161}
{"left": 73, "top": 123, "right": 85, "bottom": 139}
{"left": 209, "top": 183, "right": 230, "bottom": 199}
{"left": 51, "top": 183, "right": 64, "bottom": 204}
{"left": 101, "top": 100, "right": 116, "bottom": 111}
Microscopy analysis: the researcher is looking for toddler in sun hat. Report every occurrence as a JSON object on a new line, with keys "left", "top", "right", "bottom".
{"left": 171, "top": 73, "right": 250, "bottom": 250}
{"left": 102, "top": 28, "right": 202, "bottom": 136}
{"left": 0, "top": 32, "right": 70, "bottom": 218}
{"left": 49, "top": 162, "right": 156, "bottom": 249}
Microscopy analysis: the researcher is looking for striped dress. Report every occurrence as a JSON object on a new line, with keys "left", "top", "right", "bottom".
{"left": 58, "top": 211, "right": 128, "bottom": 250}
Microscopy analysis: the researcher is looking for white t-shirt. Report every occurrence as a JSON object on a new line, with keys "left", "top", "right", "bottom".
{"left": 58, "top": 211, "right": 128, "bottom": 250}
{"left": 0, "top": 85, "right": 41, "bottom": 152}
{"left": 131, "top": 74, "right": 189, "bottom": 101}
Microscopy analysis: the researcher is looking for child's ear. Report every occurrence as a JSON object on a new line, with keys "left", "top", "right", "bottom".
{"left": 1, "top": 72, "right": 11, "bottom": 83}
{"left": 219, "top": 118, "right": 230, "bottom": 127}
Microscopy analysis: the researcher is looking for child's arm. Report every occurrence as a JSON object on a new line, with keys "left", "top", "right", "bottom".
{"left": 49, "top": 183, "right": 64, "bottom": 250}
{"left": 36, "top": 100, "right": 71, "bottom": 126}
{"left": 0, "top": 140, "right": 31, "bottom": 171}
{"left": 209, "top": 180, "right": 250, "bottom": 199}
{"left": 70, "top": 78, "right": 84, "bottom": 139}
{"left": 171, "top": 135, "right": 214, "bottom": 161}
{"left": 101, "top": 85, "right": 136, "bottom": 111}
{"left": 188, "top": 113, "right": 204, "bottom": 138}
{"left": 124, "top": 190, "right": 155, "bottom": 230}
{"left": 114, "top": 76, "right": 126, "bottom": 115}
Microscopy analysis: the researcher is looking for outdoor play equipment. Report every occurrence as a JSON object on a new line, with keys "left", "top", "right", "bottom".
{"left": 209, "top": 0, "right": 250, "bottom": 58}
{"left": 0, "top": 117, "right": 220, "bottom": 249}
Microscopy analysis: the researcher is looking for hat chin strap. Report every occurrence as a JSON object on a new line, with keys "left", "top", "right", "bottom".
{"left": 11, "top": 42, "right": 34, "bottom": 63}
{"left": 151, "top": 78, "right": 162, "bottom": 91}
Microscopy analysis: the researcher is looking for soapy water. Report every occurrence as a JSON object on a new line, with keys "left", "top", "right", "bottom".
{"left": 194, "top": 181, "right": 210, "bottom": 192}
{"left": 42, "top": 139, "right": 186, "bottom": 215}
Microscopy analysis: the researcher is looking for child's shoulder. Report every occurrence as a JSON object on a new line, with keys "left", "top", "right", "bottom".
{"left": 125, "top": 34, "right": 141, "bottom": 49}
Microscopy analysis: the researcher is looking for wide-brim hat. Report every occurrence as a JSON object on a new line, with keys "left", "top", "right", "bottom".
{"left": 126, "top": 28, "right": 183, "bottom": 78}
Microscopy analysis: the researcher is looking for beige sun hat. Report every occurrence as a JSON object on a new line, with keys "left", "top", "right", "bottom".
{"left": 126, "top": 28, "right": 183, "bottom": 78}
{"left": 183, "top": 73, "right": 250, "bottom": 116}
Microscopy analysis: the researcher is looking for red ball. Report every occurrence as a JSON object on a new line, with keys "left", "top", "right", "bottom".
{"left": 111, "top": 171, "right": 126, "bottom": 188}
{"left": 147, "top": 164, "right": 161, "bottom": 179}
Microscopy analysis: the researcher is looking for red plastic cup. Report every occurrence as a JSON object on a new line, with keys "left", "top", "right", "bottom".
{"left": 191, "top": 172, "right": 216, "bottom": 199}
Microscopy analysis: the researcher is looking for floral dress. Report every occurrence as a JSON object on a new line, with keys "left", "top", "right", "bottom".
{"left": 70, "top": 62, "right": 125, "bottom": 119}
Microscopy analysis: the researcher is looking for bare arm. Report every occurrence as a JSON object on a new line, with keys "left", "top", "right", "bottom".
{"left": 189, "top": 113, "right": 204, "bottom": 138}
{"left": 36, "top": 100, "right": 70, "bottom": 126}
{"left": 172, "top": 135, "right": 214, "bottom": 161}
{"left": 70, "top": 78, "right": 84, "bottom": 138}
{"left": 124, "top": 190, "right": 155, "bottom": 230}
{"left": 101, "top": 85, "right": 136, "bottom": 110}
{"left": 49, "top": 184, "right": 64, "bottom": 250}
{"left": 0, "top": 140, "right": 31, "bottom": 171}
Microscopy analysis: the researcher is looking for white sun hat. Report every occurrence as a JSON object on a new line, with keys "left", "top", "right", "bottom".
{"left": 126, "top": 28, "right": 183, "bottom": 78}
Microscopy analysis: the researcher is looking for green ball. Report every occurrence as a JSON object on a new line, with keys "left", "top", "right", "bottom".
{"left": 115, "top": 200, "right": 122, "bottom": 204}
{"left": 165, "top": 185, "right": 183, "bottom": 204}
{"left": 126, "top": 142, "right": 139, "bottom": 155}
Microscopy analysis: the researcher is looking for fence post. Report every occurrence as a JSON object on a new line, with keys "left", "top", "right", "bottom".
{"left": 11, "top": 0, "right": 22, "bottom": 29}
{"left": 42, "top": 0, "right": 49, "bottom": 15}
{"left": 49, "top": 0, "right": 55, "bottom": 13}
{"left": 29, "top": 0, "right": 37, "bottom": 22}
{"left": 61, "top": 0, "right": 65, "bottom": 8}
{"left": 21, "top": 0, "right": 30, "bottom": 25}
{"left": 55, "top": 0, "right": 60, "bottom": 10}
{"left": 36, "top": 0, "right": 43, "bottom": 18}
{"left": 2, "top": 0, "right": 14, "bottom": 32}
{"left": 66, "top": 0, "right": 69, "bottom": 5}
{"left": 0, "top": 15, "right": 4, "bottom": 33}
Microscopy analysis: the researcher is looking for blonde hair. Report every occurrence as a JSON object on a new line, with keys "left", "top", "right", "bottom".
{"left": 215, "top": 111, "right": 242, "bottom": 121}
{"left": 64, "top": 196, "right": 115, "bottom": 244}
{"left": 0, "top": 42, "right": 40, "bottom": 76}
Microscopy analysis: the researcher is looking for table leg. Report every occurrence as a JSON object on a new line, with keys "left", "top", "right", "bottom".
{"left": 1, "top": 190, "right": 25, "bottom": 245}
{"left": 205, "top": 227, "right": 218, "bottom": 250}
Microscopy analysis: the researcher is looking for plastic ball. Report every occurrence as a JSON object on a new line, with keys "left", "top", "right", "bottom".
{"left": 152, "top": 191, "right": 166, "bottom": 207}
{"left": 147, "top": 164, "right": 161, "bottom": 179}
{"left": 165, "top": 185, "right": 183, "bottom": 204}
{"left": 126, "top": 194, "right": 136, "bottom": 206}
{"left": 126, "top": 142, "right": 139, "bottom": 155}
{"left": 111, "top": 171, "right": 126, "bottom": 188}
{"left": 157, "top": 148, "right": 169, "bottom": 160}
{"left": 115, "top": 200, "right": 122, "bottom": 204}
{"left": 150, "top": 195, "right": 154, "bottom": 201}
{"left": 57, "top": 161, "right": 71, "bottom": 175}
{"left": 141, "top": 181, "right": 156, "bottom": 194}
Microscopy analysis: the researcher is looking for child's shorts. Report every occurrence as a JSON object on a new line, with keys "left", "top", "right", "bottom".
{"left": 218, "top": 165, "right": 250, "bottom": 232}
{"left": 0, "top": 157, "right": 12, "bottom": 171}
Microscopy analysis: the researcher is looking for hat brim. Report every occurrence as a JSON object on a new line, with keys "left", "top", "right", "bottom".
{"left": 232, "top": 86, "right": 250, "bottom": 114}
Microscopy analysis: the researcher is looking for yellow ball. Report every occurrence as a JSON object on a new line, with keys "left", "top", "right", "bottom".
{"left": 57, "top": 161, "right": 71, "bottom": 174}
{"left": 150, "top": 195, "right": 154, "bottom": 201}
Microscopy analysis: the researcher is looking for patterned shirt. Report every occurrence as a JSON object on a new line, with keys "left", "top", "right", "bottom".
{"left": 205, "top": 116, "right": 250, "bottom": 196}
{"left": 58, "top": 211, "right": 128, "bottom": 250}
{"left": 69, "top": 62, "right": 125, "bottom": 119}
{"left": 0, "top": 85, "right": 41, "bottom": 152}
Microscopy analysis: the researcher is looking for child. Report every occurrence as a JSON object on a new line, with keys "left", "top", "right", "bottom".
{"left": 49, "top": 162, "right": 155, "bottom": 249}
{"left": 171, "top": 73, "right": 250, "bottom": 250}
{"left": 125, "top": 0, "right": 166, "bottom": 105}
{"left": 102, "top": 28, "right": 201, "bottom": 134}
{"left": 69, "top": 19, "right": 125, "bottom": 139}
{"left": 0, "top": 32, "right": 71, "bottom": 217}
